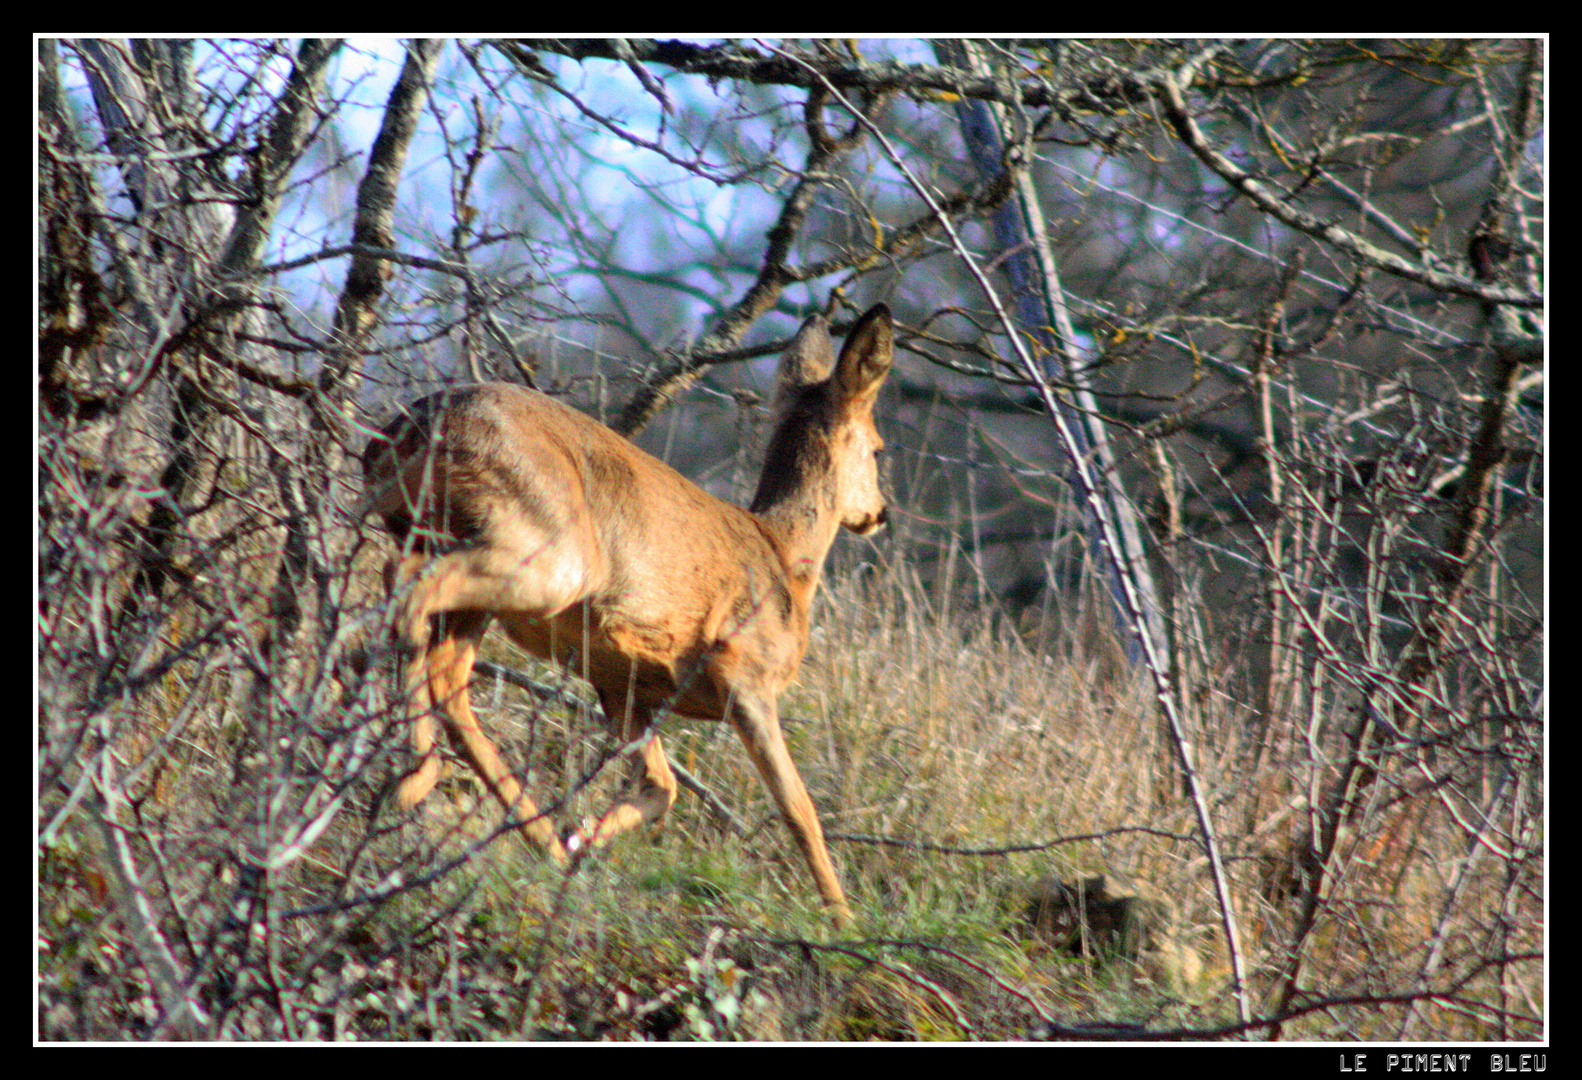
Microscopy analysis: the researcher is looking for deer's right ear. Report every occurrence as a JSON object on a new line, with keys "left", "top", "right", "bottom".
{"left": 777, "top": 313, "right": 837, "bottom": 393}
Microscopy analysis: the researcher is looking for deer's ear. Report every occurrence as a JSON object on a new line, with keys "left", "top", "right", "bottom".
{"left": 833, "top": 304, "right": 894, "bottom": 407}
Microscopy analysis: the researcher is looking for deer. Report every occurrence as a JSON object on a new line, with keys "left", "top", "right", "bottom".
{"left": 361, "top": 303, "right": 895, "bottom": 926}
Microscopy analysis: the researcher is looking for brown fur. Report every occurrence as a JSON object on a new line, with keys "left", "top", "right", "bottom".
{"left": 363, "top": 305, "right": 895, "bottom": 925}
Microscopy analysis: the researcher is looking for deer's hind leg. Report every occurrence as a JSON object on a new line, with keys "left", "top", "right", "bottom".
{"left": 393, "top": 573, "right": 568, "bottom": 863}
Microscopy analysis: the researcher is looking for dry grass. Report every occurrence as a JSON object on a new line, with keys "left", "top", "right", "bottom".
{"left": 38, "top": 550, "right": 1541, "bottom": 1041}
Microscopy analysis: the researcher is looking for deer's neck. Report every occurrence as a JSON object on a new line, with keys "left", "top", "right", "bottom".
{"left": 751, "top": 484, "right": 841, "bottom": 607}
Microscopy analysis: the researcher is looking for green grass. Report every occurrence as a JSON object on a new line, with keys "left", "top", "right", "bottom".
{"left": 37, "top": 558, "right": 1541, "bottom": 1040}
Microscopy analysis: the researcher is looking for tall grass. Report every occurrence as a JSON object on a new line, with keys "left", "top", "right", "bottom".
{"left": 39, "top": 544, "right": 1540, "bottom": 1040}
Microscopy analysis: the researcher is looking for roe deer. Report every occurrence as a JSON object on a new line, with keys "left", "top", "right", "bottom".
{"left": 362, "top": 304, "right": 895, "bottom": 925}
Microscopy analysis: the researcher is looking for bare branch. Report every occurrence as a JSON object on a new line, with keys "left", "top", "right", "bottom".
{"left": 1155, "top": 49, "right": 1540, "bottom": 309}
